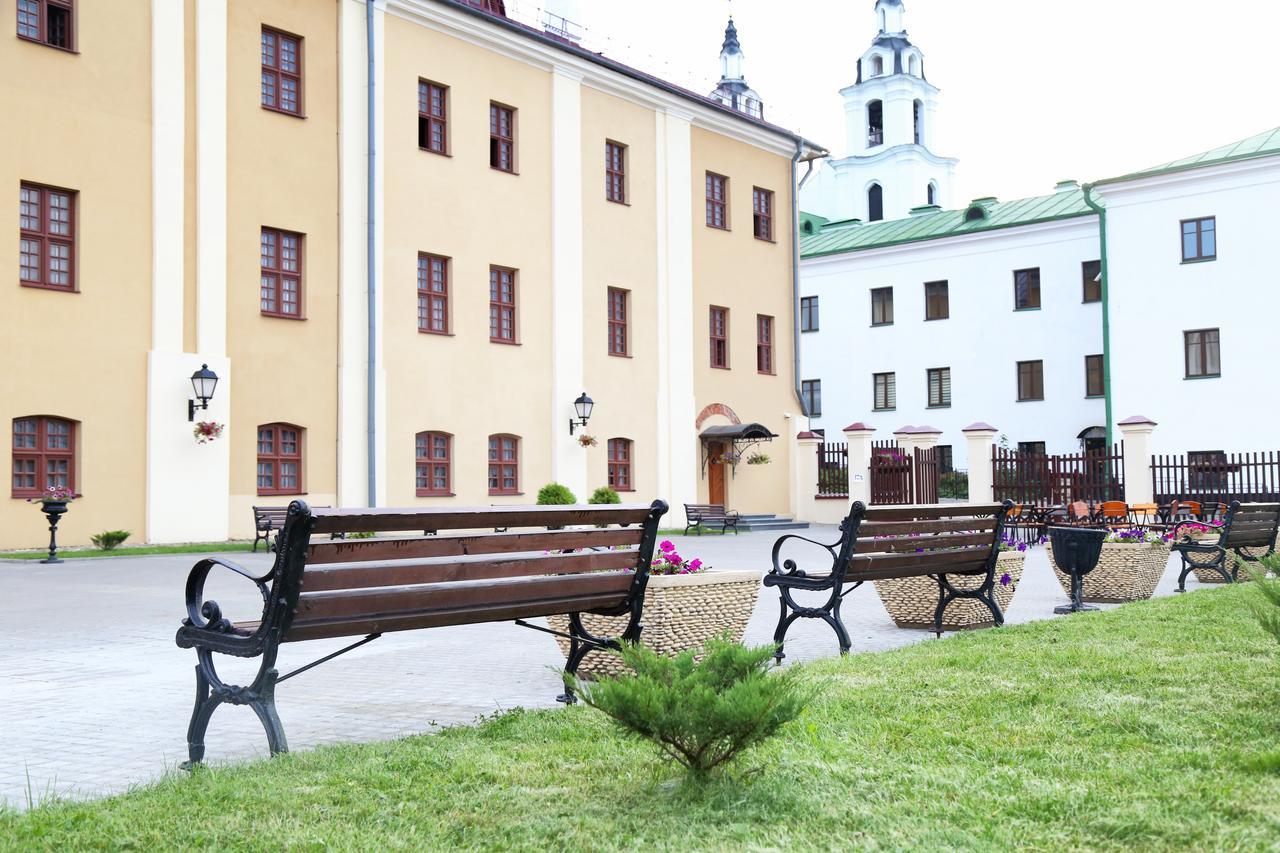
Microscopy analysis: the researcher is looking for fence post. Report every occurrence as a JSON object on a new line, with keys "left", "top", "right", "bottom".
{"left": 794, "top": 431, "right": 823, "bottom": 522}
{"left": 963, "top": 422, "right": 999, "bottom": 502}
{"left": 843, "top": 422, "right": 876, "bottom": 507}
{"left": 1117, "top": 415, "right": 1157, "bottom": 504}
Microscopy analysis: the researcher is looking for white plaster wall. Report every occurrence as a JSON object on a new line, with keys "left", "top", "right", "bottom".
{"left": 799, "top": 216, "right": 1105, "bottom": 470}
{"left": 801, "top": 152, "right": 957, "bottom": 224}
{"left": 1100, "top": 158, "right": 1280, "bottom": 456}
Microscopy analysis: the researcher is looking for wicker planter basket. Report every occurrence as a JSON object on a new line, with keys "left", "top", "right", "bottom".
{"left": 547, "top": 569, "right": 760, "bottom": 680}
{"left": 873, "top": 551, "right": 1024, "bottom": 631}
{"left": 1048, "top": 540, "right": 1171, "bottom": 602}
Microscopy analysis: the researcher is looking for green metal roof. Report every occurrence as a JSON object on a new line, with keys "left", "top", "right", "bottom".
{"left": 801, "top": 188, "right": 1094, "bottom": 259}
{"left": 1096, "top": 125, "right": 1280, "bottom": 185}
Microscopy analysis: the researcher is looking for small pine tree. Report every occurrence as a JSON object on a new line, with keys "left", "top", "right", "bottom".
{"left": 90, "top": 530, "right": 131, "bottom": 551}
{"left": 588, "top": 486, "right": 621, "bottom": 505}
{"left": 567, "top": 635, "right": 811, "bottom": 779}
{"left": 536, "top": 483, "right": 577, "bottom": 505}
{"left": 1249, "top": 554, "right": 1280, "bottom": 645}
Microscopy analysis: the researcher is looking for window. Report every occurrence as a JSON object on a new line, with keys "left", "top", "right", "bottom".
{"left": 11, "top": 416, "right": 75, "bottom": 497}
{"left": 924, "top": 280, "right": 948, "bottom": 320}
{"left": 1082, "top": 259, "right": 1102, "bottom": 303}
{"left": 256, "top": 423, "right": 302, "bottom": 496}
{"left": 927, "top": 182, "right": 936, "bottom": 206}
{"left": 913, "top": 99, "right": 923, "bottom": 145}
{"left": 607, "top": 438, "right": 633, "bottom": 492}
{"left": 261, "top": 27, "right": 303, "bottom": 116}
{"left": 19, "top": 182, "right": 75, "bottom": 291}
{"left": 868, "top": 183, "right": 884, "bottom": 222}
{"left": 937, "top": 444, "right": 954, "bottom": 474}
{"left": 752, "top": 188, "right": 774, "bottom": 241}
{"left": 1013, "top": 268, "right": 1041, "bottom": 310}
{"left": 488, "top": 434, "right": 519, "bottom": 495}
{"left": 17, "top": 0, "right": 73, "bottom": 50}
{"left": 709, "top": 306, "right": 728, "bottom": 368}
{"left": 415, "top": 431, "right": 452, "bottom": 496}
{"left": 800, "top": 296, "right": 819, "bottom": 332}
{"left": 927, "top": 367, "right": 951, "bottom": 408}
{"left": 705, "top": 172, "right": 728, "bottom": 229}
{"left": 873, "top": 372, "right": 896, "bottom": 411}
{"left": 871, "top": 55, "right": 884, "bottom": 76}
{"left": 801, "top": 380, "right": 821, "bottom": 416}
{"left": 1018, "top": 441, "right": 1046, "bottom": 457}
{"left": 1085, "top": 354, "right": 1105, "bottom": 397}
{"left": 417, "top": 253, "right": 448, "bottom": 334}
{"left": 605, "top": 141, "right": 626, "bottom": 203}
{"left": 260, "top": 228, "right": 303, "bottom": 318}
{"left": 871, "top": 287, "right": 894, "bottom": 326}
{"left": 1181, "top": 217, "right": 1216, "bottom": 262}
{"left": 489, "top": 103, "right": 516, "bottom": 172}
{"left": 1017, "top": 360, "right": 1044, "bottom": 401}
{"left": 607, "top": 287, "right": 629, "bottom": 356}
{"left": 1184, "top": 328, "right": 1221, "bottom": 378}
{"left": 418, "top": 80, "right": 448, "bottom": 154}
{"left": 489, "top": 266, "right": 517, "bottom": 343}
{"left": 867, "top": 100, "right": 884, "bottom": 146}
{"left": 756, "top": 315, "right": 774, "bottom": 374}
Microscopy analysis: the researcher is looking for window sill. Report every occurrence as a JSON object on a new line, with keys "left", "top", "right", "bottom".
{"left": 261, "top": 312, "right": 306, "bottom": 321}
{"left": 488, "top": 491, "right": 525, "bottom": 497}
{"left": 419, "top": 329, "right": 453, "bottom": 336}
{"left": 490, "top": 339, "right": 521, "bottom": 346}
{"left": 753, "top": 235, "right": 777, "bottom": 244}
{"left": 757, "top": 370, "right": 776, "bottom": 376}
{"left": 419, "top": 147, "right": 451, "bottom": 157}
{"left": 710, "top": 364, "right": 731, "bottom": 370}
{"left": 258, "top": 492, "right": 307, "bottom": 498}
{"left": 870, "top": 322, "right": 894, "bottom": 328}
{"left": 1013, "top": 307, "right": 1042, "bottom": 312}
{"left": 1181, "top": 257, "right": 1216, "bottom": 265}
{"left": 262, "top": 105, "right": 307, "bottom": 119}
{"left": 1184, "top": 374, "right": 1221, "bottom": 381}
{"left": 801, "top": 328, "right": 819, "bottom": 334}
{"left": 490, "top": 166, "right": 520, "bottom": 176}
{"left": 706, "top": 224, "right": 731, "bottom": 232}
{"left": 873, "top": 408, "right": 896, "bottom": 413}
{"left": 1016, "top": 398, "right": 1045, "bottom": 403}
{"left": 416, "top": 492, "right": 456, "bottom": 498}
{"left": 924, "top": 316, "right": 949, "bottom": 322}
{"left": 606, "top": 198, "right": 630, "bottom": 207}
{"left": 1085, "top": 394, "right": 1105, "bottom": 399}
{"left": 17, "top": 35, "right": 78, "bottom": 54}
{"left": 20, "top": 282, "right": 78, "bottom": 293}
{"left": 1082, "top": 299, "right": 1101, "bottom": 305}
{"left": 926, "top": 405, "right": 951, "bottom": 410}
{"left": 608, "top": 352, "right": 633, "bottom": 359}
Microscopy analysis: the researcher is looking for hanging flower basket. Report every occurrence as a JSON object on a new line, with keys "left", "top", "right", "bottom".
{"left": 193, "top": 421, "right": 225, "bottom": 444}
{"left": 576, "top": 434, "right": 598, "bottom": 448}
{"left": 874, "top": 549, "right": 1025, "bottom": 631}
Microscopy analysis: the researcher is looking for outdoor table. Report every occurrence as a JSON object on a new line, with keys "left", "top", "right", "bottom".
{"left": 1047, "top": 525, "right": 1107, "bottom": 614}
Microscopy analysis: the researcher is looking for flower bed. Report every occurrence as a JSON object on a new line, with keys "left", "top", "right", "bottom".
{"left": 874, "top": 549, "right": 1025, "bottom": 631}
{"left": 1048, "top": 528, "right": 1171, "bottom": 602}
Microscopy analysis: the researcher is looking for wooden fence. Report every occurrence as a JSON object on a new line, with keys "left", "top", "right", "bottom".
{"left": 992, "top": 444, "right": 1125, "bottom": 504}
{"left": 816, "top": 441, "right": 848, "bottom": 497}
{"left": 1151, "top": 450, "right": 1280, "bottom": 504}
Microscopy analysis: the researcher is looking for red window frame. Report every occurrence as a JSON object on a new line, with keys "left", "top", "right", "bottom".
{"left": 256, "top": 423, "right": 303, "bottom": 496}
{"left": 605, "top": 141, "right": 626, "bottom": 203}
{"left": 415, "top": 431, "right": 452, "bottom": 496}
{"left": 490, "top": 103, "right": 515, "bottom": 173}
{"left": 261, "top": 26, "right": 303, "bottom": 117}
{"left": 607, "top": 438, "right": 633, "bottom": 492}
{"left": 11, "top": 416, "right": 75, "bottom": 498}
{"left": 709, "top": 306, "right": 729, "bottom": 368}
{"left": 489, "top": 266, "right": 517, "bottom": 343}
{"left": 19, "top": 182, "right": 76, "bottom": 292}
{"left": 418, "top": 253, "right": 449, "bottom": 334}
{"left": 607, "top": 287, "right": 629, "bottom": 356}
{"left": 16, "top": 0, "right": 74, "bottom": 51}
{"left": 418, "top": 80, "right": 448, "bottom": 154}
{"left": 260, "top": 227, "right": 304, "bottom": 319}
{"left": 756, "top": 314, "right": 774, "bottom": 374}
{"left": 706, "top": 172, "right": 728, "bottom": 229}
{"left": 488, "top": 434, "right": 520, "bottom": 495}
{"left": 752, "top": 187, "right": 773, "bottom": 241}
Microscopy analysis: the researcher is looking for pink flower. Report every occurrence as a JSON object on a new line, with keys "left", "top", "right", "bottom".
{"left": 689, "top": 559, "right": 702, "bottom": 571}
{"left": 659, "top": 540, "right": 675, "bottom": 553}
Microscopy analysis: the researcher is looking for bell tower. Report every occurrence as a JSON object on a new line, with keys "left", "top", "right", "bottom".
{"left": 801, "top": 0, "right": 957, "bottom": 222}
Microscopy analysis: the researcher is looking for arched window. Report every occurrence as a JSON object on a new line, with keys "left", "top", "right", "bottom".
{"left": 913, "top": 99, "right": 924, "bottom": 145}
{"left": 868, "top": 183, "right": 884, "bottom": 222}
{"left": 257, "top": 423, "right": 303, "bottom": 496}
{"left": 488, "top": 434, "right": 520, "bottom": 495}
{"left": 12, "top": 416, "right": 76, "bottom": 498}
{"left": 871, "top": 55, "right": 884, "bottom": 77}
{"left": 607, "top": 438, "right": 633, "bottom": 492}
{"left": 909, "top": 55, "right": 919, "bottom": 76}
{"left": 867, "top": 100, "right": 883, "bottom": 147}
{"left": 927, "top": 182, "right": 937, "bottom": 206}
{"left": 415, "top": 431, "right": 452, "bottom": 496}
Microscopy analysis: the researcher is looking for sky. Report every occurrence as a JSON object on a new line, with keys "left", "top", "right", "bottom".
{"left": 543, "top": 0, "right": 1280, "bottom": 204}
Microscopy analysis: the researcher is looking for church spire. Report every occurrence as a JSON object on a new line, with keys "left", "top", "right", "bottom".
{"left": 710, "top": 16, "right": 763, "bottom": 118}
{"left": 875, "top": 0, "right": 905, "bottom": 35}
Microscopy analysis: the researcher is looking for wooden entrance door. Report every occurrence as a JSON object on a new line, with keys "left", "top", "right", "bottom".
{"left": 708, "top": 442, "right": 727, "bottom": 505}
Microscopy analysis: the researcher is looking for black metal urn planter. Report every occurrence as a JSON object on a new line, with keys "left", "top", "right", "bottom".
{"left": 27, "top": 487, "right": 77, "bottom": 564}
{"left": 1047, "top": 525, "right": 1107, "bottom": 614}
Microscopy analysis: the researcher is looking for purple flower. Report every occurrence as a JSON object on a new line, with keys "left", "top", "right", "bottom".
{"left": 1000, "top": 572, "right": 1012, "bottom": 587}
{"left": 689, "top": 559, "right": 702, "bottom": 571}
{"left": 659, "top": 540, "right": 675, "bottom": 553}
{"left": 1016, "top": 542, "right": 1027, "bottom": 552}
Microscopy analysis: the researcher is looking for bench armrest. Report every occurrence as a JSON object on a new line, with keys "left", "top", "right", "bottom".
{"left": 769, "top": 533, "right": 838, "bottom": 578}
{"left": 182, "top": 557, "right": 273, "bottom": 633}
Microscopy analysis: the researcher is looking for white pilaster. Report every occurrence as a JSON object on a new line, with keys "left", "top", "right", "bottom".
{"left": 963, "top": 423, "right": 1000, "bottom": 503}
{"left": 550, "top": 67, "right": 586, "bottom": 497}
{"left": 843, "top": 422, "right": 876, "bottom": 507}
{"left": 150, "top": 0, "right": 184, "bottom": 353}
{"left": 195, "top": 0, "right": 227, "bottom": 358}
{"left": 1117, "top": 416, "right": 1157, "bottom": 505}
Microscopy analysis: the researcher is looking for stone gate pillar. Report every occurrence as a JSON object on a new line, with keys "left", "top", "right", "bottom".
{"left": 843, "top": 422, "right": 875, "bottom": 507}
{"left": 1117, "top": 416, "right": 1157, "bottom": 505}
{"left": 963, "top": 422, "right": 1000, "bottom": 503}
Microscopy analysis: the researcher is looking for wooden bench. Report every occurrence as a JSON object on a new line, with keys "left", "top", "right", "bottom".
{"left": 251, "top": 506, "right": 290, "bottom": 552}
{"left": 176, "top": 498, "right": 668, "bottom": 765}
{"left": 1173, "top": 500, "right": 1280, "bottom": 591}
{"left": 683, "top": 503, "right": 740, "bottom": 535}
{"left": 763, "top": 501, "right": 1013, "bottom": 660}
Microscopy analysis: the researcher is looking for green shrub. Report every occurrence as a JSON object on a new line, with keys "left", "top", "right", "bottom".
{"left": 939, "top": 471, "right": 969, "bottom": 500}
{"left": 90, "top": 530, "right": 131, "bottom": 551}
{"left": 1249, "top": 554, "right": 1280, "bottom": 645}
{"left": 567, "top": 635, "right": 811, "bottom": 779}
{"left": 347, "top": 531, "right": 377, "bottom": 540}
{"left": 588, "top": 486, "right": 620, "bottom": 505}
{"left": 536, "top": 483, "right": 577, "bottom": 505}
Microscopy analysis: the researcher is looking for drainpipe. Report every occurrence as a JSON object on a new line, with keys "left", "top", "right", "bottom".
{"left": 1082, "top": 183, "right": 1113, "bottom": 448}
{"left": 790, "top": 141, "right": 812, "bottom": 416}
{"left": 365, "top": 0, "right": 377, "bottom": 506}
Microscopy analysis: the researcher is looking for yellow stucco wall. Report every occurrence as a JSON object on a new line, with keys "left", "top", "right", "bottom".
{"left": 0, "top": 1, "right": 153, "bottom": 549}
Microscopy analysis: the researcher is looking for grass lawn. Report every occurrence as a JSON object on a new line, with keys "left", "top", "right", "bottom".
{"left": 0, "top": 542, "right": 256, "bottom": 560}
{"left": 3, "top": 585, "right": 1279, "bottom": 849}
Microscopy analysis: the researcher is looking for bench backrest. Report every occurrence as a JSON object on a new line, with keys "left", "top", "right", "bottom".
{"left": 1222, "top": 501, "right": 1280, "bottom": 550}
{"left": 685, "top": 503, "right": 729, "bottom": 517}
{"left": 253, "top": 506, "right": 291, "bottom": 528}
{"left": 265, "top": 500, "right": 668, "bottom": 643}
{"left": 830, "top": 502, "right": 1012, "bottom": 583}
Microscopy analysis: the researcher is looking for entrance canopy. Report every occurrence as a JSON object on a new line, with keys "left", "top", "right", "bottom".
{"left": 698, "top": 423, "right": 777, "bottom": 478}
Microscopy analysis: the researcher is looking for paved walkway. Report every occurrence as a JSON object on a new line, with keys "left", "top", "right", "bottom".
{"left": 0, "top": 530, "right": 1201, "bottom": 809}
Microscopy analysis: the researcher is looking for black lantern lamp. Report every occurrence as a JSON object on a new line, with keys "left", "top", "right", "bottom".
{"left": 188, "top": 364, "right": 219, "bottom": 421}
{"left": 569, "top": 391, "right": 594, "bottom": 435}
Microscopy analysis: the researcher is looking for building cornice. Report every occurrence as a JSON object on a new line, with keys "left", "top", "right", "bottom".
{"left": 827, "top": 145, "right": 958, "bottom": 169}
{"left": 1091, "top": 155, "right": 1280, "bottom": 203}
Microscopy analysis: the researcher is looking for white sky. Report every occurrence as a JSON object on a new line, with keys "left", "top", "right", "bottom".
{"left": 562, "top": 0, "right": 1280, "bottom": 203}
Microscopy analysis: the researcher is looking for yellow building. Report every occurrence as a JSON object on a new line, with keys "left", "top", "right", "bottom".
{"left": 1, "top": 0, "right": 822, "bottom": 549}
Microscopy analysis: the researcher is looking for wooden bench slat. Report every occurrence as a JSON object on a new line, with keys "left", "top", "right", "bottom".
{"left": 310, "top": 504, "right": 654, "bottom": 534}
{"left": 849, "top": 546, "right": 995, "bottom": 573}
{"left": 855, "top": 532, "right": 998, "bottom": 553}
{"left": 1227, "top": 519, "right": 1280, "bottom": 532}
{"left": 1237, "top": 503, "right": 1280, "bottom": 513}
{"left": 860, "top": 504, "right": 1004, "bottom": 522}
{"left": 847, "top": 558, "right": 990, "bottom": 582}
{"left": 301, "top": 549, "right": 639, "bottom": 591}
{"left": 858, "top": 518, "right": 998, "bottom": 536}
{"left": 306, "top": 527, "right": 644, "bottom": 565}
{"left": 295, "top": 572, "right": 634, "bottom": 623}
{"left": 1225, "top": 532, "right": 1277, "bottom": 548}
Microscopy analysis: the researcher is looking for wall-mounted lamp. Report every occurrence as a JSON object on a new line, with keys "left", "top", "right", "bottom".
{"left": 188, "top": 364, "right": 219, "bottom": 421}
{"left": 568, "top": 391, "right": 594, "bottom": 435}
